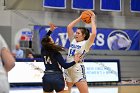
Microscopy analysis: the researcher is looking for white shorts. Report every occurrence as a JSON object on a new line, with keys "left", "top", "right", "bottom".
{"left": 64, "top": 63, "right": 86, "bottom": 83}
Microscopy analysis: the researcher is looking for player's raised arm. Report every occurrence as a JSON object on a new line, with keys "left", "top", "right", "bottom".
{"left": 45, "top": 23, "right": 57, "bottom": 37}
{"left": 49, "top": 23, "right": 57, "bottom": 31}
{"left": 87, "top": 11, "right": 97, "bottom": 49}
{"left": 67, "top": 16, "right": 81, "bottom": 41}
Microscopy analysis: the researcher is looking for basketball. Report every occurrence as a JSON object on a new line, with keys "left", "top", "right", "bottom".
{"left": 81, "top": 10, "right": 93, "bottom": 24}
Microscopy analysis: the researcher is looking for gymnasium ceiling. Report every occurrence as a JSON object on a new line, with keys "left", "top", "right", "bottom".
{"left": 4, "top": 0, "right": 140, "bottom": 17}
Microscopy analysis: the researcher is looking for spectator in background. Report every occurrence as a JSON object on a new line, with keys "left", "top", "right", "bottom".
{"left": 12, "top": 44, "right": 24, "bottom": 58}
{"left": 26, "top": 48, "right": 34, "bottom": 59}
{"left": 27, "top": 53, "right": 34, "bottom": 59}
{"left": 0, "top": 34, "right": 15, "bottom": 93}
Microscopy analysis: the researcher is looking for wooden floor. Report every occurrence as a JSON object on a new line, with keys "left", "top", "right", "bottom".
{"left": 10, "top": 85, "right": 140, "bottom": 93}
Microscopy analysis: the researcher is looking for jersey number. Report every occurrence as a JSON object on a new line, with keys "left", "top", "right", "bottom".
{"left": 69, "top": 49, "right": 76, "bottom": 56}
{"left": 44, "top": 56, "right": 52, "bottom": 64}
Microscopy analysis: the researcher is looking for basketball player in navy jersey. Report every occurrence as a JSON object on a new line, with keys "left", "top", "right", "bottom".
{"left": 65, "top": 10, "right": 96, "bottom": 93}
{"left": 41, "top": 23, "right": 81, "bottom": 93}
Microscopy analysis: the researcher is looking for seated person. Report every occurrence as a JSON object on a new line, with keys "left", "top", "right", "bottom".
{"left": 12, "top": 44, "right": 24, "bottom": 58}
{"left": 25, "top": 48, "right": 34, "bottom": 59}
{"left": 27, "top": 53, "right": 34, "bottom": 59}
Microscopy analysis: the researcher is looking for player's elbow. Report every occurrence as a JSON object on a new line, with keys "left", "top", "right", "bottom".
{"left": 67, "top": 24, "right": 73, "bottom": 30}
{"left": 67, "top": 26, "right": 71, "bottom": 31}
{"left": 8, "top": 62, "right": 15, "bottom": 71}
{"left": 1, "top": 48, "right": 16, "bottom": 72}
{"left": 67, "top": 24, "right": 71, "bottom": 28}
{"left": 5, "top": 62, "right": 15, "bottom": 72}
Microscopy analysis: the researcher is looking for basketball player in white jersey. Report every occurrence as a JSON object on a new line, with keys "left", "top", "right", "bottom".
{"left": 64, "top": 11, "right": 96, "bottom": 93}
{"left": 0, "top": 34, "right": 15, "bottom": 93}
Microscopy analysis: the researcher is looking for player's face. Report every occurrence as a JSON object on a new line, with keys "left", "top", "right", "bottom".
{"left": 75, "top": 29, "right": 85, "bottom": 42}
{"left": 16, "top": 44, "right": 20, "bottom": 50}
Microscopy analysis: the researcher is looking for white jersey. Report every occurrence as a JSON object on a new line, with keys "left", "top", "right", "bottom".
{"left": 0, "top": 34, "right": 9, "bottom": 93}
{"left": 65, "top": 39, "right": 91, "bottom": 83}
{"left": 67, "top": 39, "right": 90, "bottom": 63}
{"left": 0, "top": 34, "right": 8, "bottom": 74}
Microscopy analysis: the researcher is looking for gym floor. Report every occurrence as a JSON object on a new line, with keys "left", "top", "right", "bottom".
{"left": 10, "top": 85, "right": 140, "bottom": 93}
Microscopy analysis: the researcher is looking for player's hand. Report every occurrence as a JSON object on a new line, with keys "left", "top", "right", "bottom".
{"left": 74, "top": 54, "right": 83, "bottom": 63}
{"left": 87, "top": 10, "right": 95, "bottom": 20}
{"left": 49, "top": 23, "right": 57, "bottom": 31}
{"left": 87, "top": 10, "right": 95, "bottom": 16}
{"left": 86, "top": 10, "right": 95, "bottom": 24}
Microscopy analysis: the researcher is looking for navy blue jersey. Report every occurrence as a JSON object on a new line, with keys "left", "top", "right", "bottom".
{"left": 41, "top": 47, "right": 75, "bottom": 72}
{"left": 41, "top": 30, "right": 76, "bottom": 92}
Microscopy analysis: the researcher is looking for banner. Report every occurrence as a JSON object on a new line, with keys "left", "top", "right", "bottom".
{"left": 84, "top": 59, "right": 120, "bottom": 82}
{"left": 43, "top": 0, "right": 66, "bottom": 9}
{"left": 72, "top": 0, "right": 95, "bottom": 10}
{"left": 130, "top": 0, "right": 140, "bottom": 12}
{"left": 34, "top": 26, "right": 140, "bottom": 50}
{"left": 8, "top": 59, "right": 120, "bottom": 83}
{"left": 101, "top": 0, "right": 121, "bottom": 11}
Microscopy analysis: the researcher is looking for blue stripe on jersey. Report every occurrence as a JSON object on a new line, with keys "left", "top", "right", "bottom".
{"left": 81, "top": 65, "right": 86, "bottom": 78}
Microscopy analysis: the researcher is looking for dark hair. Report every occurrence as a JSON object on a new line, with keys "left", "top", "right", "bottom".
{"left": 41, "top": 36, "right": 65, "bottom": 52}
{"left": 77, "top": 27, "right": 90, "bottom": 40}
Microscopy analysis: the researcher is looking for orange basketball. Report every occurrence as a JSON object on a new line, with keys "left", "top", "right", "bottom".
{"left": 81, "top": 10, "right": 92, "bottom": 24}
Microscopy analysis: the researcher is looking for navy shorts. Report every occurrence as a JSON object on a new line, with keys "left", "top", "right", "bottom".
{"left": 42, "top": 72, "right": 65, "bottom": 92}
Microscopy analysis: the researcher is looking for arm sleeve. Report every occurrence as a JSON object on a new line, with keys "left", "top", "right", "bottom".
{"left": 42, "top": 30, "right": 52, "bottom": 41}
{"left": 56, "top": 52, "right": 75, "bottom": 69}
{"left": 42, "top": 30, "right": 52, "bottom": 39}
{"left": 45, "top": 30, "right": 52, "bottom": 36}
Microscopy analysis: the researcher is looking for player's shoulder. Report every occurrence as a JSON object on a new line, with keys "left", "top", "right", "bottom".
{"left": 71, "top": 39, "right": 76, "bottom": 43}
{"left": 52, "top": 50, "right": 61, "bottom": 56}
{"left": 79, "top": 40, "right": 87, "bottom": 44}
